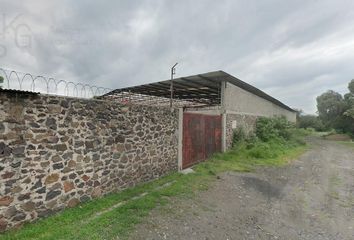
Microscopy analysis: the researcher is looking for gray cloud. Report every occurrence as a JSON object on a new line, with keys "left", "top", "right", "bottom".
{"left": 1, "top": 0, "right": 354, "bottom": 113}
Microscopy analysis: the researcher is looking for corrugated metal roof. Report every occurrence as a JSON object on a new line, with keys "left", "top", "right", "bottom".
{"left": 105, "top": 71, "right": 295, "bottom": 112}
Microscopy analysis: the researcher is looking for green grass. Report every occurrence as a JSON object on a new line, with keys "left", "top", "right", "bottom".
{"left": 1, "top": 131, "right": 308, "bottom": 240}
{"left": 338, "top": 141, "right": 354, "bottom": 149}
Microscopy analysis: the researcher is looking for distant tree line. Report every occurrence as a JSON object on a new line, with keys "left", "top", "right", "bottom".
{"left": 298, "top": 79, "right": 354, "bottom": 136}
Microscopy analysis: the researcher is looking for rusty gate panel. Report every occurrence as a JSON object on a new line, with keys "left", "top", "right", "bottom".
{"left": 182, "top": 112, "right": 222, "bottom": 169}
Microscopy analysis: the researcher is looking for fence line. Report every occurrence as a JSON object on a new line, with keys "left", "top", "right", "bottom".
{"left": 0, "top": 67, "right": 113, "bottom": 98}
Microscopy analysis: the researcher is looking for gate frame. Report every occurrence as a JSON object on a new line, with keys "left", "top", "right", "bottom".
{"left": 178, "top": 108, "right": 226, "bottom": 171}
{"left": 221, "top": 112, "right": 227, "bottom": 153}
{"left": 178, "top": 108, "right": 183, "bottom": 171}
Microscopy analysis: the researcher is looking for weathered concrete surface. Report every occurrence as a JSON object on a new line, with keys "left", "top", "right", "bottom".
{"left": 224, "top": 82, "right": 297, "bottom": 122}
{"left": 129, "top": 137, "right": 354, "bottom": 240}
{"left": 225, "top": 113, "right": 257, "bottom": 149}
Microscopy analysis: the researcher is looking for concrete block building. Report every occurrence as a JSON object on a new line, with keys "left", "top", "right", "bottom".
{"left": 105, "top": 71, "right": 296, "bottom": 170}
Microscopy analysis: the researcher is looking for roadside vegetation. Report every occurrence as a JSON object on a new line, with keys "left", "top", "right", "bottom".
{"left": 338, "top": 141, "right": 354, "bottom": 150}
{"left": 298, "top": 79, "right": 354, "bottom": 139}
{"left": 1, "top": 117, "right": 309, "bottom": 240}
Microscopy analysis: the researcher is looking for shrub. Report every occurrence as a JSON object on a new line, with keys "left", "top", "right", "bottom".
{"left": 245, "top": 133, "right": 258, "bottom": 149}
{"left": 232, "top": 127, "right": 246, "bottom": 147}
{"left": 298, "top": 114, "right": 326, "bottom": 131}
{"left": 255, "top": 117, "right": 275, "bottom": 141}
{"left": 231, "top": 117, "right": 306, "bottom": 159}
{"left": 255, "top": 116, "right": 294, "bottom": 142}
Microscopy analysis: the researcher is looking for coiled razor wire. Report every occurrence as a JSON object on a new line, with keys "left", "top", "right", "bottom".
{"left": 0, "top": 67, "right": 113, "bottom": 98}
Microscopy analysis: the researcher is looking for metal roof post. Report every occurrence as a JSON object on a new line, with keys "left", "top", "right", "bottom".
{"left": 170, "top": 63, "right": 178, "bottom": 109}
{"left": 220, "top": 80, "right": 227, "bottom": 114}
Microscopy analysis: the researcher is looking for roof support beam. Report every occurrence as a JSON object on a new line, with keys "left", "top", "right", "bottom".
{"left": 156, "top": 81, "right": 219, "bottom": 95}
{"left": 181, "top": 77, "right": 220, "bottom": 90}
{"left": 195, "top": 75, "right": 221, "bottom": 86}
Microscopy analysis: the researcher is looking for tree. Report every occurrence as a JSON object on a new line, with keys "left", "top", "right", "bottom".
{"left": 348, "top": 79, "right": 354, "bottom": 94}
{"left": 316, "top": 90, "right": 345, "bottom": 128}
{"left": 316, "top": 80, "right": 354, "bottom": 136}
{"left": 344, "top": 108, "right": 354, "bottom": 119}
{"left": 344, "top": 80, "right": 354, "bottom": 119}
{"left": 298, "top": 115, "right": 325, "bottom": 131}
{"left": 293, "top": 108, "right": 303, "bottom": 126}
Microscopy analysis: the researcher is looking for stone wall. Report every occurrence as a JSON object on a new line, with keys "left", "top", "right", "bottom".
{"left": 0, "top": 90, "right": 178, "bottom": 232}
{"left": 226, "top": 113, "right": 258, "bottom": 149}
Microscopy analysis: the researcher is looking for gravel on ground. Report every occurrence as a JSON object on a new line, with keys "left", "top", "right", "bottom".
{"left": 128, "top": 137, "right": 354, "bottom": 240}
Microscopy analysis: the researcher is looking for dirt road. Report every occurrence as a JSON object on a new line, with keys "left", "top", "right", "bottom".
{"left": 129, "top": 137, "right": 354, "bottom": 240}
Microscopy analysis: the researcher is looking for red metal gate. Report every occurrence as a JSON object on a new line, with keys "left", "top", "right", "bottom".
{"left": 182, "top": 112, "right": 222, "bottom": 169}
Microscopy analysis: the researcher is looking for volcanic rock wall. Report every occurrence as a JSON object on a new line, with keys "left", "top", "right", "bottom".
{"left": 0, "top": 90, "right": 178, "bottom": 231}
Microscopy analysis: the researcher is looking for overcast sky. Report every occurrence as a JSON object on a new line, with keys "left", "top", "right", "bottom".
{"left": 1, "top": 0, "right": 354, "bottom": 113}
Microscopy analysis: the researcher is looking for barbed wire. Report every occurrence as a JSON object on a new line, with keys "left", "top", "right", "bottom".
{"left": 0, "top": 67, "right": 113, "bottom": 98}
